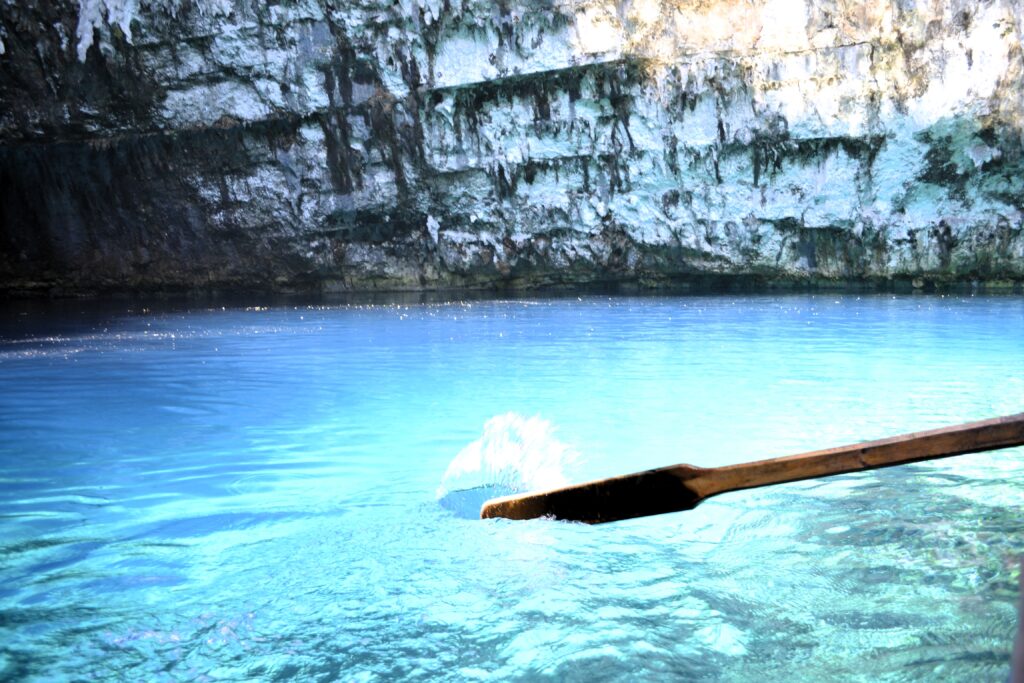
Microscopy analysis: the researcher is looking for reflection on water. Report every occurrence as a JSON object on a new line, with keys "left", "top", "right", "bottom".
{"left": 0, "top": 294, "right": 1022, "bottom": 681}
{"left": 438, "top": 484, "right": 517, "bottom": 520}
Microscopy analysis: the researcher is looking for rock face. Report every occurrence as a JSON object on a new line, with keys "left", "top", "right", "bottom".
{"left": 1, "top": 0, "right": 1023, "bottom": 294}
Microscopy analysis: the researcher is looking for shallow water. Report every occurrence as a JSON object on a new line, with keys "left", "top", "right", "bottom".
{"left": 0, "top": 294, "right": 1022, "bottom": 682}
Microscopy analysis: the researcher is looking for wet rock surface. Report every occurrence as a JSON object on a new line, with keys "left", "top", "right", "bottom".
{"left": 1, "top": 0, "right": 1022, "bottom": 294}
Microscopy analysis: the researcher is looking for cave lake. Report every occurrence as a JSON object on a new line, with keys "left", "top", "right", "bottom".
{"left": 0, "top": 293, "right": 1022, "bottom": 682}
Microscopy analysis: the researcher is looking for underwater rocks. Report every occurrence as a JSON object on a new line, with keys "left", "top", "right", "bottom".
{"left": 0, "top": 0, "right": 1023, "bottom": 294}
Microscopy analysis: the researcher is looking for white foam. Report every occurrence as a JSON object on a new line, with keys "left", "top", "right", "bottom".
{"left": 437, "top": 413, "right": 579, "bottom": 498}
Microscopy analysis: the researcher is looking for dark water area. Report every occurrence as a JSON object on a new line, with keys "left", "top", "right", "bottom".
{"left": 0, "top": 293, "right": 1022, "bottom": 681}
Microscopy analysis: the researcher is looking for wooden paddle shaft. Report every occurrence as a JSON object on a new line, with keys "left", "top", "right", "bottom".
{"left": 481, "top": 413, "right": 1024, "bottom": 523}
{"left": 686, "top": 412, "right": 1024, "bottom": 499}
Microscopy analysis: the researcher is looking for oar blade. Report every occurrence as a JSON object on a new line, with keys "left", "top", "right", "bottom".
{"left": 480, "top": 465, "right": 706, "bottom": 524}
{"left": 481, "top": 413, "right": 1024, "bottom": 525}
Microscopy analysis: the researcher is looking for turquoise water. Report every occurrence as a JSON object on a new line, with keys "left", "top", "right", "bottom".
{"left": 1, "top": 294, "right": 1022, "bottom": 681}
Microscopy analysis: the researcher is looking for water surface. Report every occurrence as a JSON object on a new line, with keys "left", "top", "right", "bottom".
{"left": 1, "top": 294, "right": 1022, "bottom": 681}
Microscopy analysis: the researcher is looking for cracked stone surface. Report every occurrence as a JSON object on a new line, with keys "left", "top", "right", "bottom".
{"left": 1, "top": 0, "right": 1023, "bottom": 294}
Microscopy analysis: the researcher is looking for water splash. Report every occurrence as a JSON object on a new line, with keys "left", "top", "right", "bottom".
{"left": 437, "top": 413, "right": 579, "bottom": 519}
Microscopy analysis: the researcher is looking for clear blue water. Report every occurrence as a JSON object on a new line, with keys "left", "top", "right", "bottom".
{"left": 1, "top": 294, "right": 1022, "bottom": 682}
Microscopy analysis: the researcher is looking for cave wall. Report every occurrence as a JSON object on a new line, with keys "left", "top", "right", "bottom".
{"left": 1, "top": 0, "right": 1023, "bottom": 294}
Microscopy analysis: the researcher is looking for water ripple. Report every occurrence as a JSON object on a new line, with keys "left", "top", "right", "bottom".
{"left": 0, "top": 294, "right": 1021, "bottom": 681}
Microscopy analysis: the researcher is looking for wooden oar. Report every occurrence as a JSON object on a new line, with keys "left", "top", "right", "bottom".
{"left": 480, "top": 412, "right": 1024, "bottom": 524}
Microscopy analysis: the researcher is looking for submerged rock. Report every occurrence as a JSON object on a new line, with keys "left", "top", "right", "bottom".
{"left": 0, "top": 0, "right": 1022, "bottom": 294}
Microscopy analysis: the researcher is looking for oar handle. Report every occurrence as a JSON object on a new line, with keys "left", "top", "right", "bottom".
{"left": 481, "top": 413, "right": 1024, "bottom": 524}
{"left": 690, "top": 412, "right": 1024, "bottom": 499}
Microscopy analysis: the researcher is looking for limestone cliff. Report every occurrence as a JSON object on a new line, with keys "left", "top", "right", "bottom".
{"left": 1, "top": 0, "right": 1022, "bottom": 294}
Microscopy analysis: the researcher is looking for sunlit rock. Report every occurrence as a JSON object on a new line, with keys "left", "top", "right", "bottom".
{"left": 0, "top": 0, "right": 1022, "bottom": 293}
